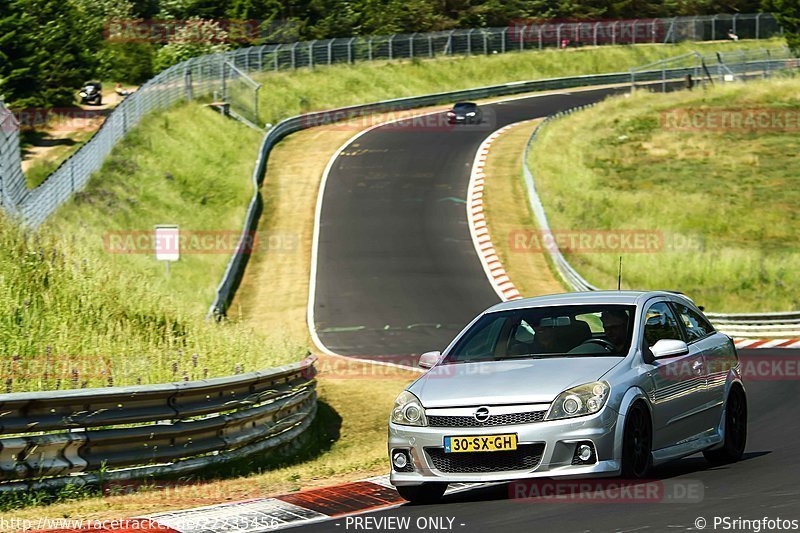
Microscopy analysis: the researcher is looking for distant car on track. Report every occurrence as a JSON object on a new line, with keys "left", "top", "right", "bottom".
{"left": 447, "top": 102, "right": 482, "bottom": 124}
{"left": 389, "top": 291, "right": 747, "bottom": 503}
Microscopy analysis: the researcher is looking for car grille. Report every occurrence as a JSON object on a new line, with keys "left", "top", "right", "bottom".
{"left": 426, "top": 444, "right": 545, "bottom": 474}
{"left": 427, "top": 411, "right": 546, "bottom": 428}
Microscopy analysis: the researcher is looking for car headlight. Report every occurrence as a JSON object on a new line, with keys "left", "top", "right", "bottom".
{"left": 79, "top": 91, "right": 87, "bottom": 98}
{"left": 466, "top": 112, "right": 476, "bottom": 116}
{"left": 546, "top": 381, "right": 610, "bottom": 420}
{"left": 391, "top": 391, "right": 428, "bottom": 426}
{"left": 447, "top": 111, "right": 455, "bottom": 116}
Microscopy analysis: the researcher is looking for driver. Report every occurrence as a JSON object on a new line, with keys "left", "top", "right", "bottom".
{"left": 601, "top": 309, "right": 630, "bottom": 353}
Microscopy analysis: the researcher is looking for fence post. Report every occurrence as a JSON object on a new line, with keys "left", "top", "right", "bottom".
{"left": 612, "top": 21, "right": 617, "bottom": 45}
{"left": 291, "top": 42, "right": 298, "bottom": 69}
{"left": 428, "top": 34, "right": 433, "bottom": 57}
{"left": 755, "top": 13, "right": 761, "bottom": 40}
{"left": 447, "top": 30, "right": 456, "bottom": 55}
{"left": 388, "top": 35, "right": 394, "bottom": 60}
{"left": 483, "top": 30, "right": 488, "bottom": 54}
{"left": 651, "top": 20, "right": 657, "bottom": 43}
{"left": 184, "top": 68, "right": 193, "bottom": 101}
{"left": 467, "top": 29, "right": 474, "bottom": 54}
{"left": 327, "top": 40, "right": 333, "bottom": 65}
{"left": 632, "top": 21, "right": 637, "bottom": 44}
{"left": 732, "top": 13, "right": 738, "bottom": 36}
{"left": 348, "top": 37, "right": 355, "bottom": 63}
{"left": 309, "top": 41, "right": 315, "bottom": 68}
{"left": 593, "top": 22, "right": 599, "bottom": 46}
{"left": 501, "top": 27, "right": 507, "bottom": 53}
{"left": 410, "top": 33, "right": 415, "bottom": 58}
{"left": 368, "top": 37, "right": 373, "bottom": 60}
{"left": 712, "top": 15, "right": 717, "bottom": 41}
{"left": 274, "top": 44, "right": 281, "bottom": 71}
{"left": 220, "top": 56, "right": 227, "bottom": 102}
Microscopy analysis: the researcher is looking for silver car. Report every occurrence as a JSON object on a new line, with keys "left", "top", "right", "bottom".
{"left": 388, "top": 291, "right": 747, "bottom": 503}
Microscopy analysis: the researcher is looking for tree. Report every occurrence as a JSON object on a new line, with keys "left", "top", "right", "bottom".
{"left": 154, "top": 18, "right": 231, "bottom": 71}
{"left": 0, "top": 0, "right": 94, "bottom": 107}
{"left": 764, "top": 0, "right": 800, "bottom": 54}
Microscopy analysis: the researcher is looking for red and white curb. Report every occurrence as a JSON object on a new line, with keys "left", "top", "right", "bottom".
{"left": 467, "top": 122, "right": 532, "bottom": 302}
{"left": 34, "top": 476, "right": 488, "bottom": 532}
{"left": 733, "top": 338, "right": 800, "bottom": 349}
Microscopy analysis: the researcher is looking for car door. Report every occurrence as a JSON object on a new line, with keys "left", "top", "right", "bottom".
{"left": 643, "top": 300, "right": 709, "bottom": 450}
{"left": 672, "top": 301, "right": 731, "bottom": 430}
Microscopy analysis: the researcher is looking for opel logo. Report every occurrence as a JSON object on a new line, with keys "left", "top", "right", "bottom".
{"left": 473, "top": 406, "right": 490, "bottom": 422}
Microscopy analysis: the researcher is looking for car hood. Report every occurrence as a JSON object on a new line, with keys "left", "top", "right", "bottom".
{"left": 409, "top": 357, "right": 621, "bottom": 408}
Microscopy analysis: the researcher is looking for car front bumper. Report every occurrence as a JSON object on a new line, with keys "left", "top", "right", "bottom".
{"left": 389, "top": 406, "right": 620, "bottom": 486}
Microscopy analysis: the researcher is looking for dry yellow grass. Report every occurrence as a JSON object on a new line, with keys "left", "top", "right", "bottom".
{"left": 481, "top": 120, "right": 565, "bottom": 297}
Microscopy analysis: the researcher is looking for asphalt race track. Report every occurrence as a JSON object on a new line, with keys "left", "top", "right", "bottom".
{"left": 294, "top": 348, "right": 800, "bottom": 532}
{"left": 307, "top": 86, "right": 800, "bottom": 532}
{"left": 313, "top": 87, "right": 622, "bottom": 362}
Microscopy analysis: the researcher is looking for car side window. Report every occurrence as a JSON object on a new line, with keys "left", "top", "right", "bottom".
{"left": 674, "top": 303, "right": 715, "bottom": 342}
{"left": 643, "top": 302, "right": 683, "bottom": 347}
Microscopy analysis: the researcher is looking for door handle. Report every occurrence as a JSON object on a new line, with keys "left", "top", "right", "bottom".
{"left": 692, "top": 360, "right": 703, "bottom": 374}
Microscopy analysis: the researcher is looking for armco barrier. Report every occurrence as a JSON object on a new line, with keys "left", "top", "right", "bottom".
{"left": 522, "top": 54, "right": 800, "bottom": 337}
{"left": 0, "top": 355, "right": 317, "bottom": 491}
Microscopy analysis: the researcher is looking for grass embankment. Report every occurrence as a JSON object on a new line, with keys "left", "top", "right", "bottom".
{"left": 45, "top": 104, "right": 263, "bottom": 317}
{"left": 480, "top": 120, "right": 565, "bottom": 298}
{"left": 252, "top": 39, "right": 780, "bottom": 124}
{"left": 0, "top": 213, "right": 302, "bottom": 393}
{"left": 530, "top": 77, "right": 800, "bottom": 312}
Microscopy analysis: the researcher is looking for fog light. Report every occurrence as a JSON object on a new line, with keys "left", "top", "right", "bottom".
{"left": 577, "top": 444, "right": 592, "bottom": 462}
{"left": 393, "top": 452, "right": 408, "bottom": 469}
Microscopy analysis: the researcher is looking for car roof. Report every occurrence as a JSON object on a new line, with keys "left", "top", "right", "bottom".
{"left": 453, "top": 102, "right": 477, "bottom": 107}
{"left": 486, "top": 290, "right": 696, "bottom": 313}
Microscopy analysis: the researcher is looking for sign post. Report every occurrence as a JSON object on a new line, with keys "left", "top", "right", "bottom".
{"left": 154, "top": 224, "right": 180, "bottom": 275}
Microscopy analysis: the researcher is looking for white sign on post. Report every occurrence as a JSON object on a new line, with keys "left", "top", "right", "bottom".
{"left": 154, "top": 225, "right": 180, "bottom": 274}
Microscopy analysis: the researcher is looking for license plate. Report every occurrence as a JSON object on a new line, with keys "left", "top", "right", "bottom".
{"left": 444, "top": 434, "right": 518, "bottom": 453}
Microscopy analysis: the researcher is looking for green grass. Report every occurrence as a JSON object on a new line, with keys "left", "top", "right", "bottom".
{"left": 529, "top": 76, "right": 800, "bottom": 313}
{"left": 44, "top": 104, "right": 263, "bottom": 317}
{"left": 252, "top": 39, "right": 782, "bottom": 124}
{"left": 0, "top": 213, "right": 303, "bottom": 393}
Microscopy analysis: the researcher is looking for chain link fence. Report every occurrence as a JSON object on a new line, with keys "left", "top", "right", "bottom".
{"left": 630, "top": 46, "right": 797, "bottom": 90}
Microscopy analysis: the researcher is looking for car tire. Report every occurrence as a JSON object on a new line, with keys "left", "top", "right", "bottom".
{"left": 703, "top": 385, "right": 747, "bottom": 465}
{"left": 396, "top": 483, "right": 448, "bottom": 504}
{"left": 621, "top": 402, "right": 652, "bottom": 479}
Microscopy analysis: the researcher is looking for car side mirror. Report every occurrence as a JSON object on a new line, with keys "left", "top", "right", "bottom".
{"left": 651, "top": 339, "right": 689, "bottom": 358}
{"left": 418, "top": 351, "right": 441, "bottom": 369}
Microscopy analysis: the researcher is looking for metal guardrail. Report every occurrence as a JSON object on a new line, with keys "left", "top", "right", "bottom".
{"left": 0, "top": 356, "right": 317, "bottom": 490}
{"left": 523, "top": 55, "right": 800, "bottom": 337}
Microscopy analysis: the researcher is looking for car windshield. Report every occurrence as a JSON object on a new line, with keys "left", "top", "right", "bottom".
{"left": 444, "top": 304, "right": 636, "bottom": 363}
{"left": 453, "top": 103, "right": 476, "bottom": 110}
